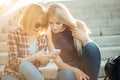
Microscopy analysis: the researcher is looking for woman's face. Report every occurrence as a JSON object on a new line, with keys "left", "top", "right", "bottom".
{"left": 33, "top": 15, "right": 47, "bottom": 36}
{"left": 49, "top": 17, "right": 65, "bottom": 33}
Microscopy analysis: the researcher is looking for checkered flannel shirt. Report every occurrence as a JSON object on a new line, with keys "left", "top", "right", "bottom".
{"left": 2, "top": 27, "right": 48, "bottom": 79}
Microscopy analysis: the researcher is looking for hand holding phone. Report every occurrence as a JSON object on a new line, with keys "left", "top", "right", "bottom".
{"left": 50, "top": 49, "right": 61, "bottom": 55}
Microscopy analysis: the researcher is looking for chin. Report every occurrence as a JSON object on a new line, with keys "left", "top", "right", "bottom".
{"left": 52, "top": 30, "right": 59, "bottom": 33}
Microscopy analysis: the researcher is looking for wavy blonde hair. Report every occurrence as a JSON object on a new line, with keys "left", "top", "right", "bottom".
{"left": 47, "top": 3, "right": 90, "bottom": 55}
{"left": 18, "top": 3, "right": 47, "bottom": 35}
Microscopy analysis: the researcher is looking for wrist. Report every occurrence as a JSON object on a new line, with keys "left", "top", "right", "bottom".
{"left": 81, "top": 36, "right": 90, "bottom": 45}
{"left": 27, "top": 55, "right": 37, "bottom": 62}
{"left": 72, "top": 67, "right": 80, "bottom": 74}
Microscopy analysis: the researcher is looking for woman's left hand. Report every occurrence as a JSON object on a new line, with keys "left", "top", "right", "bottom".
{"left": 36, "top": 51, "right": 50, "bottom": 66}
{"left": 74, "top": 67, "right": 90, "bottom": 80}
{"left": 71, "top": 28, "right": 90, "bottom": 45}
{"left": 71, "top": 28, "right": 85, "bottom": 39}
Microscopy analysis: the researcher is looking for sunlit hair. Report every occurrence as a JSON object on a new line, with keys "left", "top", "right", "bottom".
{"left": 18, "top": 3, "right": 48, "bottom": 35}
{"left": 47, "top": 3, "right": 91, "bottom": 55}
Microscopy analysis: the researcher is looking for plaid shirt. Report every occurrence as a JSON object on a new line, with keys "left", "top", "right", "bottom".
{"left": 2, "top": 27, "right": 48, "bottom": 79}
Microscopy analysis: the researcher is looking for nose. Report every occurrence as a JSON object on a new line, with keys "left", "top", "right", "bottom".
{"left": 52, "top": 23, "right": 57, "bottom": 29}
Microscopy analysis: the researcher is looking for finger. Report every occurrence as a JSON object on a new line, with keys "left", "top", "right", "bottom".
{"left": 84, "top": 73, "right": 89, "bottom": 79}
{"left": 75, "top": 75, "right": 79, "bottom": 80}
{"left": 50, "top": 55, "right": 57, "bottom": 60}
{"left": 82, "top": 75, "right": 88, "bottom": 80}
{"left": 80, "top": 76, "right": 83, "bottom": 80}
{"left": 46, "top": 55, "right": 51, "bottom": 60}
{"left": 82, "top": 74, "right": 89, "bottom": 80}
{"left": 86, "top": 75, "right": 90, "bottom": 80}
{"left": 83, "top": 77, "right": 87, "bottom": 80}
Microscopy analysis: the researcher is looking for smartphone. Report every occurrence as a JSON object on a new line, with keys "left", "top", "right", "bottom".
{"left": 50, "top": 49, "right": 61, "bottom": 55}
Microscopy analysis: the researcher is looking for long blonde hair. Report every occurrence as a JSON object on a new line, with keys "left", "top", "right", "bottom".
{"left": 47, "top": 3, "right": 90, "bottom": 55}
{"left": 18, "top": 3, "right": 47, "bottom": 35}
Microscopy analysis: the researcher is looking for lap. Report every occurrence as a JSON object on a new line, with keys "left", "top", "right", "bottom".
{"left": 1, "top": 75, "right": 19, "bottom": 80}
{"left": 1, "top": 75, "right": 26, "bottom": 80}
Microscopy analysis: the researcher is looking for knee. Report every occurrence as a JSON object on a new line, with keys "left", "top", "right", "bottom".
{"left": 85, "top": 42, "right": 99, "bottom": 51}
{"left": 84, "top": 42, "right": 101, "bottom": 56}
{"left": 1, "top": 75, "right": 19, "bottom": 80}
{"left": 83, "top": 42, "right": 101, "bottom": 61}
{"left": 57, "top": 70, "right": 76, "bottom": 80}
{"left": 19, "top": 61, "right": 32, "bottom": 71}
{"left": 19, "top": 61, "right": 44, "bottom": 80}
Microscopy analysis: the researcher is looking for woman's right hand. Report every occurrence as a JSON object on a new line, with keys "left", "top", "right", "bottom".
{"left": 35, "top": 51, "right": 50, "bottom": 66}
{"left": 73, "top": 67, "right": 90, "bottom": 80}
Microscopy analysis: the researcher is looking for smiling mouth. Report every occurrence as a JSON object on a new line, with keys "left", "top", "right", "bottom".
{"left": 52, "top": 29, "right": 58, "bottom": 33}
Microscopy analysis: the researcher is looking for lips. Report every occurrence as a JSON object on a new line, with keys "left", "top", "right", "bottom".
{"left": 52, "top": 29, "right": 58, "bottom": 33}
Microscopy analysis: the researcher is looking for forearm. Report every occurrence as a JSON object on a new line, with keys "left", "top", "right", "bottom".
{"left": 21, "top": 51, "right": 45, "bottom": 63}
{"left": 82, "top": 36, "right": 91, "bottom": 46}
{"left": 53, "top": 57, "right": 77, "bottom": 73}
{"left": 21, "top": 54, "right": 36, "bottom": 63}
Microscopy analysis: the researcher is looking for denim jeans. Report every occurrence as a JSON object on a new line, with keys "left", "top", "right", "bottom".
{"left": 57, "top": 42, "right": 101, "bottom": 80}
{"left": 19, "top": 61, "right": 44, "bottom": 80}
{"left": 1, "top": 61, "right": 44, "bottom": 80}
{"left": 1, "top": 75, "right": 20, "bottom": 80}
{"left": 1, "top": 74, "right": 26, "bottom": 80}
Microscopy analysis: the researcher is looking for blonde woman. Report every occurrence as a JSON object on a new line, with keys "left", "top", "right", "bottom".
{"left": 47, "top": 3, "right": 101, "bottom": 80}
{"left": 2, "top": 3, "right": 49, "bottom": 80}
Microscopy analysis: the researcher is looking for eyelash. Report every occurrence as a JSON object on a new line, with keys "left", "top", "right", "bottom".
{"left": 56, "top": 22, "right": 61, "bottom": 25}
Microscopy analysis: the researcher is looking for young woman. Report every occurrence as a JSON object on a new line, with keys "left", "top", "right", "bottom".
{"left": 47, "top": 3, "right": 101, "bottom": 80}
{"left": 2, "top": 3, "right": 49, "bottom": 80}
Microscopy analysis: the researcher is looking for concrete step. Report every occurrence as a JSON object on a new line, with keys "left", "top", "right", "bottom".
{"left": 86, "top": 18, "right": 120, "bottom": 28}
{"left": 90, "top": 27, "right": 120, "bottom": 36}
{"left": 91, "top": 35, "right": 120, "bottom": 47}
{"left": 75, "top": 12, "right": 120, "bottom": 21}
{"left": 0, "top": 52, "right": 8, "bottom": 65}
{"left": 99, "top": 60, "right": 106, "bottom": 77}
{"left": 64, "top": 0, "right": 120, "bottom": 12}
{"left": 98, "top": 77, "right": 105, "bottom": 80}
{"left": 63, "top": 0, "right": 120, "bottom": 21}
{"left": 100, "top": 46, "right": 120, "bottom": 60}
{"left": 0, "top": 33, "right": 8, "bottom": 42}
{"left": 0, "top": 65, "right": 5, "bottom": 75}
{"left": 62, "top": 0, "right": 120, "bottom": 27}
{"left": 0, "top": 42, "right": 8, "bottom": 52}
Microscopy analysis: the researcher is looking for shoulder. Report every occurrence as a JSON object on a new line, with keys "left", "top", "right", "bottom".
{"left": 9, "top": 26, "right": 24, "bottom": 34}
{"left": 8, "top": 26, "right": 23, "bottom": 37}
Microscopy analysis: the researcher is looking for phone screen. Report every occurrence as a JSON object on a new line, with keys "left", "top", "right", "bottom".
{"left": 50, "top": 49, "right": 61, "bottom": 54}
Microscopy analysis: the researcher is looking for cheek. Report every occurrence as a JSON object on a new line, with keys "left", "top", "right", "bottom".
{"left": 52, "top": 24, "right": 63, "bottom": 33}
{"left": 57, "top": 24, "right": 64, "bottom": 30}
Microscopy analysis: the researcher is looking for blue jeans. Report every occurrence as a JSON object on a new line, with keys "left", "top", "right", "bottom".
{"left": 1, "top": 75, "right": 20, "bottom": 80}
{"left": 57, "top": 42, "right": 101, "bottom": 80}
{"left": 19, "top": 61, "right": 44, "bottom": 80}
{"left": 1, "top": 61, "right": 44, "bottom": 80}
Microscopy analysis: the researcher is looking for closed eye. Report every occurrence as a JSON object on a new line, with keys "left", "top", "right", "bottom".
{"left": 35, "top": 23, "right": 41, "bottom": 29}
{"left": 56, "top": 22, "right": 61, "bottom": 25}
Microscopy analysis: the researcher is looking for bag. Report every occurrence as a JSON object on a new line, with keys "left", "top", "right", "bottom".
{"left": 104, "top": 55, "right": 120, "bottom": 80}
